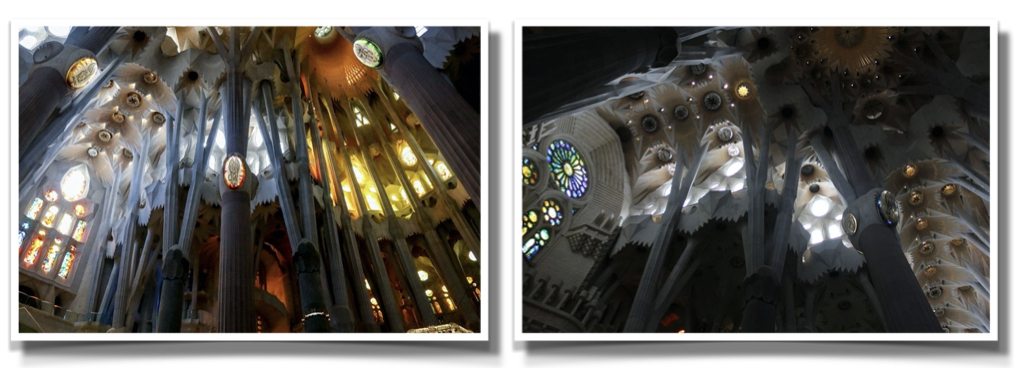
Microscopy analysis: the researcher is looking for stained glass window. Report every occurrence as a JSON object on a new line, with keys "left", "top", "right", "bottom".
{"left": 72, "top": 220, "right": 87, "bottom": 242}
{"left": 74, "top": 204, "right": 86, "bottom": 217}
{"left": 400, "top": 146, "right": 417, "bottom": 166}
{"left": 435, "top": 162, "right": 452, "bottom": 180}
{"left": 542, "top": 199, "right": 563, "bottom": 226}
{"left": 354, "top": 107, "right": 370, "bottom": 127}
{"left": 57, "top": 213, "right": 75, "bottom": 235}
{"left": 58, "top": 246, "right": 76, "bottom": 279}
{"left": 26, "top": 198, "right": 44, "bottom": 219}
{"left": 523, "top": 228, "right": 551, "bottom": 260}
{"left": 41, "top": 239, "right": 63, "bottom": 273}
{"left": 24, "top": 233, "right": 47, "bottom": 266}
{"left": 522, "top": 157, "right": 538, "bottom": 185}
{"left": 21, "top": 222, "right": 30, "bottom": 230}
{"left": 45, "top": 190, "right": 59, "bottom": 202}
{"left": 40, "top": 205, "right": 60, "bottom": 228}
{"left": 418, "top": 270, "right": 429, "bottom": 282}
{"left": 19, "top": 230, "right": 26, "bottom": 248}
{"left": 61, "top": 165, "right": 90, "bottom": 202}
{"left": 547, "top": 140, "right": 589, "bottom": 198}
{"left": 523, "top": 210, "right": 537, "bottom": 237}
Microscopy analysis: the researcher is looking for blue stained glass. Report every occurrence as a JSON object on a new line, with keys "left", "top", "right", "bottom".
{"left": 546, "top": 140, "right": 589, "bottom": 198}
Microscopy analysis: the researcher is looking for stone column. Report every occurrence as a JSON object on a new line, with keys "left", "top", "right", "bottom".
{"left": 422, "top": 229, "right": 481, "bottom": 331}
{"left": 319, "top": 95, "right": 378, "bottom": 332}
{"left": 155, "top": 247, "right": 188, "bottom": 332}
{"left": 860, "top": 224, "right": 941, "bottom": 332}
{"left": 358, "top": 100, "right": 438, "bottom": 327}
{"left": 307, "top": 92, "right": 354, "bottom": 332}
{"left": 213, "top": 29, "right": 256, "bottom": 332}
{"left": 18, "top": 27, "right": 117, "bottom": 157}
{"left": 376, "top": 88, "right": 481, "bottom": 258}
{"left": 337, "top": 98, "right": 403, "bottom": 332}
{"left": 350, "top": 27, "right": 481, "bottom": 208}
{"left": 294, "top": 241, "right": 330, "bottom": 332}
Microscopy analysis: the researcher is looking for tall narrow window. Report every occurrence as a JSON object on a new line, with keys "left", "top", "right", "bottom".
{"left": 24, "top": 232, "right": 47, "bottom": 266}
{"left": 41, "top": 238, "right": 63, "bottom": 273}
{"left": 25, "top": 198, "right": 44, "bottom": 219}
{"left": 40, "top": 205, "right": 60, "bottom": 228}
{"left": 58, "top": 246, "right": 76, "bottom": 279}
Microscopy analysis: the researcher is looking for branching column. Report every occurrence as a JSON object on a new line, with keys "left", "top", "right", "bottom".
{"left": 351, "top": 27, "right": 481, "bottom": 208}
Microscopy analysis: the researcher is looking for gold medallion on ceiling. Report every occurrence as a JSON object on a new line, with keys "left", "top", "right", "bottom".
{"left": 809, "top": 27, "right": 893, "bottom": 75}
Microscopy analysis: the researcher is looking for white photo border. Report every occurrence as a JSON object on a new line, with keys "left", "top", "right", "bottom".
{"left": 512, "top": 18, "right": 999, "bottom": 342}
{"left": 10, "top": 18, "right": 489, "bottom": 342}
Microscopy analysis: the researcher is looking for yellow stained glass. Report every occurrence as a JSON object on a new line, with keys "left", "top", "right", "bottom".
{"left": 61, "top": 165, "right": 90, "bottom": 201}
{"left": 24, "top": 233, "right": 46, "bottom": 266}
{"left": 418, "top": 270, "right": 429, "bottom": 281}
{"left": 57, "top": 213, "right": 75, "bottom": 235}
{"left": 435, "top": 162, "right": 451, "bottom": 180}
{"left": 25, "top": 198, "right": 44, "bottom": 219}
{"left": 40, "top": 205, "right": 60, "bottom": 228}
{"left": 74, "top": 204, "right": 86, "bottom": 217}
{"left": 413, "top": 180, "right": 425, "bottom": 196}
{"left": 72, "top": 220, "right": 87, "bottom": 242}
{"left": 400, "top": 146, "right": 417, "bottom": 166}
{"left": 42, "top": 241, "right": 62, "bottom": 273}
{"left": 58, "top": 250, "right": 76, "bottom": 279}
{"left": 45, "top": 190, "right": 59, "bottom": 202}
{"left": 366, "top": 194, "right": 380, "bottom": 211}
{"left": 445, "top": 298, "right": 456, "bottom": 311}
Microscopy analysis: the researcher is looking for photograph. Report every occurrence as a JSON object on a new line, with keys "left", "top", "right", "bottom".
{"left": 15, "top": 24, "right": 486, "bottom": 338}
{"left": 518, "top": 25, "right": 995, "bottom": 337}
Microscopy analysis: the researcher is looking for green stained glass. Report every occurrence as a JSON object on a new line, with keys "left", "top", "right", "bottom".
{"left": 522, "top": 157, "right": 538, "bottom": 186}
{"left": 72, "top": 220, "right": 87, "bottom": 242}
{"left": 523, "top": 228, "right": 551, "bottom": 260}
{"left": 25, "top": 198, "right": 44, "bottom": 220}
{"left": 58, "top": 248, "right": 76, "bottom": 279}
{"left": 547, "top": 140, "right": 588, "bottom": 198}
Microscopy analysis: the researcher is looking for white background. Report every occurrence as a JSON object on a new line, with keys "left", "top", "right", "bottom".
{"left": 3, "top": 0, "right": 1012, "bottom": 367}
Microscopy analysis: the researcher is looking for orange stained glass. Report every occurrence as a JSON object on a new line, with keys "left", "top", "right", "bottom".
{"left": 24, "top": 233, "right": 47, "bottom": 266}
{"left": 72, "top": 220, "right": 87, "bottom": 242}
{"left": 25, "top": 198, "right": 44, "bottom": 219}
{"left": 40, "top": 205, "right": 60, "bottom": 228}
{"left": 44, "top": 190, "right": 59, "bottom": 202}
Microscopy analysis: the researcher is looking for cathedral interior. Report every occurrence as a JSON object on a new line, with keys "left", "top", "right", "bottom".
{"left": 521, "top": 27, "right": 990, "bottom": 333}
{"left": 17, "top": 26, "right": 482, "bottom": 333}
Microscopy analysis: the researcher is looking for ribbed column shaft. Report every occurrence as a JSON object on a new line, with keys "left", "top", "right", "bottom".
{"left": 377, "top": 90, "right": 481, "bottom": 258}
{"left": 155, "top": 248, "right": 188, "bottom": 332}
{"left": 861, "top": 225, "right": 941, "bottom": 332}
{"left": 423, "top": 229, "right": 481, "bottom": 331}
{"left": 18, "top": 67, "right": 66, "bottom": 158}
{"left": 217, "top": 191, "right": 255, "bottom": 332}
{"left": 381, "top": 43, "right": 482, "bottom": 208}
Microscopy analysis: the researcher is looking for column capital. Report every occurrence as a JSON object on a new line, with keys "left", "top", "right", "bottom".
{"left": 351, "top": 27, "right": 423, "bottom": 70}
